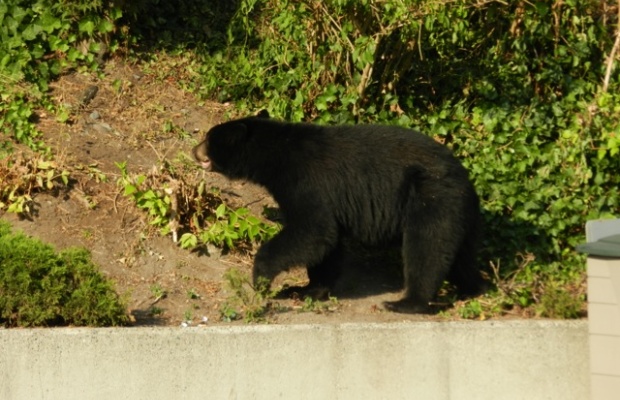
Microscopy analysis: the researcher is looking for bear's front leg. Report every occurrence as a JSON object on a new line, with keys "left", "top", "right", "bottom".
{"left": 252, "top": 221, "right": 339, "bottom": 288}
{"left": 252, "top": 238, "right": 290, "bottom": 285}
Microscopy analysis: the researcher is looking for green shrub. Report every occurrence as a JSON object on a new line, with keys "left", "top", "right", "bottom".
{"left": 0, "top": 0, "right": 123, "bottom": 148}
{"left": 0, "top": 220, "right": 129, "bottom": 327}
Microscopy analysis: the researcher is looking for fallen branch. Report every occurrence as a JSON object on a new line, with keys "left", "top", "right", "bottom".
{"left": 602, "top": 0, "right": 620, "bottom": 93}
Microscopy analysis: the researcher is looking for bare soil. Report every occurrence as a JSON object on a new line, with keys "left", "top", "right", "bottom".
{"left": 3, "top": 58, "right": 463, "bottom": 326}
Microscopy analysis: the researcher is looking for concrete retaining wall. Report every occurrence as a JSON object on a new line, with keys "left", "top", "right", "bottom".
{"left": 0, "top": 320, "right": 588, "bottom": 400}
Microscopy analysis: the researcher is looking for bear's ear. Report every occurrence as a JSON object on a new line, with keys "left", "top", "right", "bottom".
{"left": 213, "top": 122, "right": 249, "bottom": 146}
{"left": 256, "top": 109, "right": 270, "bottom": 119}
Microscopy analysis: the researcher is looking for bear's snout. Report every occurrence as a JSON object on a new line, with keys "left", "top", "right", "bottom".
{"left": 192, "top": 141, "right": 211, "bottom": 170}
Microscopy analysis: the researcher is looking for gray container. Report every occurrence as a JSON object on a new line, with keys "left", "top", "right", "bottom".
{"left": 577, "top": 219, "right": 620, "bottom": 400}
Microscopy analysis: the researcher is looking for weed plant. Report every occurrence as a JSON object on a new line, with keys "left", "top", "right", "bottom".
{"left": 116, "top": 160, "right": 279, "bottom": 252}
{"left": 0, "top": 151, "right": 70, "bottom": 215}
{"left": 219, "top": 267, "right": 280, "bottom": 323}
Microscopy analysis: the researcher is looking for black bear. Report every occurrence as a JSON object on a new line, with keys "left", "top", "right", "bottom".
{"left": 193, "top": 111, "right": 485, "bottom": 313}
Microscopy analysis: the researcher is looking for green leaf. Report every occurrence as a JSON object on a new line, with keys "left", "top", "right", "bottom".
{"left": 0, "top": 54, "right": 11, "bottom": 69}
{"left": 228, "top": 212, "right": 238, "bottom": 226}
{"left": 215, "top": 203, "right": 227, "bottom": 219}
{"left": 56, "top": 108, "right": 70, "bottom": 123}
{"left": 37, "top": 160, "right": 51, "bottom": 170}
{"left": 31, "top": 43, "right": 45, "bottom": 59}
{"left": 0, "top": 3, "right": 7, "bottom": 21}
{"left": 10, "top": 6, "right": 28, "bottom": 25}
{"left": 21, "top": 23, "right": 42, "bottom": 41}
{"left": 180, "top": 233, "right": 198, "bottom": 249}
{"left": 110, "top": 7, "right": 123, "bottom": 20}
{"left": 7, "top": 201, "right": 23, "bottom": 213}
{"left": 249, "top": 225, "right": 260, "bottom": 239}
{"left": 123, "top": 185, "right": 138, "bottom": 196}
{"left": 78, "top": 18, "right": 95, "bottom": 35}
{"left": 98, "top": 19, "right": 115, "bottom": 33}
{"left": 39, "top": 12, "right": 61, "bottom": 33}
{"left": 67, "top": 48, "right": 82, "bottom": 62}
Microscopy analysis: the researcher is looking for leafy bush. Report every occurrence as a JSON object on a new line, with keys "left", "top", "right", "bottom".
{"left": 0, "top": 221, "right": 129, "bottom": 327}
{"left": 0, "top": 0, "right": 122, "bottom": 147}
{"left": 116, "top": 0, "right": 238, "bottom": 50}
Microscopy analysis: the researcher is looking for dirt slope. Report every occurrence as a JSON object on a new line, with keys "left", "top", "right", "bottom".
{"left": 3, "top": 58, "right": 454, "bottom": 326}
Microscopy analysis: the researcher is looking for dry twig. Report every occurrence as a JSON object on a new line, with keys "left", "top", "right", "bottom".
{"left": 603, "top": 0, "right": 620, "bottom": 93}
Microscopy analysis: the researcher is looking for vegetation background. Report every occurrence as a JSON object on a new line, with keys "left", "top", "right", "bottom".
{"left": 1, "top": 0, "right": 619, "bottom": 325}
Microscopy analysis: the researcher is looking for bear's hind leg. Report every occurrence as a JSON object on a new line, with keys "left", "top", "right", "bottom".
{"left": 383, "top": 190, "right": 460, "bottom": 314}
{"left": 449, "top": 239, "right": 487, "bottom": 299}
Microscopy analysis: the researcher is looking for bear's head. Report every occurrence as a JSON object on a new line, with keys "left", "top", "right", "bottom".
{"left": 192, "top": 110, "right": 271, "bottom": 178}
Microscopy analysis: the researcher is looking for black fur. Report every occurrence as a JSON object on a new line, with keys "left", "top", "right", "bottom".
{"left": 193, "top": 112, "right": 485, "bottom": 313}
